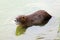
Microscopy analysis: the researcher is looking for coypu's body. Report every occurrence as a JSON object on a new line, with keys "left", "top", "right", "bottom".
{"left": 15, "top": 10, "right": 52, "bottom": 28}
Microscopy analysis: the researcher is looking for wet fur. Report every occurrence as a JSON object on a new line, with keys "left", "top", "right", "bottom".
{"left": 15, "top": 10, "right": 52, "bottom": 28}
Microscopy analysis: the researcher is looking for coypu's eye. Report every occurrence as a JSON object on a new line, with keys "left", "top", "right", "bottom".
{"left": 19, "top": 16, "right": 27, "bottom": 23}
{"left": 21, "top": 16, "right": 26, "bottom": 19}
{"left": 21, "top": 17, "right": 26, "bottom": 20}
{"left": 21, "top": 17, "right": 26, "bottom": 21}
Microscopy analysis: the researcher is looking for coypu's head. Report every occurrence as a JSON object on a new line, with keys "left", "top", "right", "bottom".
{"left": 15, "top": 15, "right": 27, "bottom": 25}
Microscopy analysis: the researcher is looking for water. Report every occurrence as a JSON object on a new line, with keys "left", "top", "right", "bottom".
{"left": 0, "top": 0, "right": 60, "bottom": 40}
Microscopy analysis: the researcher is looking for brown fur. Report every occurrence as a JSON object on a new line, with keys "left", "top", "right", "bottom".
{"left": 15, "top": 10, "right": 52, "bottom": 28}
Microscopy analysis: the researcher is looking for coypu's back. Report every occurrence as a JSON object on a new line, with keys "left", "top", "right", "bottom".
{"left": 27, "top": 10, "right": 52, "bottom": 26}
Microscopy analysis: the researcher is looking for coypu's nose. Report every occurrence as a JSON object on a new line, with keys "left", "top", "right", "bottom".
{"left": 15, "top": 16, "right": 21, "bottom": 22}
{"left": 15, "top": 19, "right": 17, "bottom": 22}
{"left": 15, "top": 18, "right": 20, "bottom": 22}
{"left": 15, "top": 19, "right": 21, "bottom": 25}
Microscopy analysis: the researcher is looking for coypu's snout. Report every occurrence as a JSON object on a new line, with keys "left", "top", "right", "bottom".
{"left": 15, "top": 16, "right": 21, "bottom": 25}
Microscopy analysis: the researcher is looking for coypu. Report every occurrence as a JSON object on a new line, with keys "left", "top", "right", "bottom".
{"left": 15, "top": 10, "right": 52, "bottom": 28}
